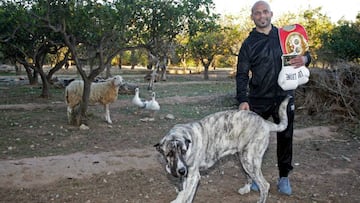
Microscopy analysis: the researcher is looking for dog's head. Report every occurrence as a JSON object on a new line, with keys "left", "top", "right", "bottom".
{"left": 154, "top": 135, "right": 191, "bottom": 178}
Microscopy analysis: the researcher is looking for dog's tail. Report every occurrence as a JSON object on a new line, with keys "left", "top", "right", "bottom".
{"left": 269, "top": 95, "right": 291, "bottom": 132}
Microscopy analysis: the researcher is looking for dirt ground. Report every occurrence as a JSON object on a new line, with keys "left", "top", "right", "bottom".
{"left": 0, "top": 71, "right": 360, "bottom": 203}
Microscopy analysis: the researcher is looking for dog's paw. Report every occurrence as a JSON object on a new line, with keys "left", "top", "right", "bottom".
{"left": 238, "top": 184, "right": 251, "bottom": 195}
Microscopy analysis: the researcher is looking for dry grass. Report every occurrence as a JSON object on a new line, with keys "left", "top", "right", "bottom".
{"left": 296, "top": 63, "right": 360, "bottom": 124}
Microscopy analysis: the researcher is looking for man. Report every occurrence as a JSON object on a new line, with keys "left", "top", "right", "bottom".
{"left": 236, "top": 0, "right": 311, "bottom": 196}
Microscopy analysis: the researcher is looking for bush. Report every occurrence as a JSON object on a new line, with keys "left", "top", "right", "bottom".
{"left": 296, "top": 63, "right": 360, "bottom": 123}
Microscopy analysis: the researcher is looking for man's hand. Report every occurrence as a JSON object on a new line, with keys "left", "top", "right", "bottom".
{"left": 290, "top": 55, "right": 307, "bottom": 68}
{"left": 239, "top": 102, "right": 250, "bottom": 110}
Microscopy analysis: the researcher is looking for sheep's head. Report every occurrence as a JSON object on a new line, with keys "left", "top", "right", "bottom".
{"left": 112, "top": 75, "right": 125, "bottom": 87}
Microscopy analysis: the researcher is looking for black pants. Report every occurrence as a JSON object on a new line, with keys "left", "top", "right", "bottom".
{"left": 249, "top": 96, "right": 294, "bottom": 177}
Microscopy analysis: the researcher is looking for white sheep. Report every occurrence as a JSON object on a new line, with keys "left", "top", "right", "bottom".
{"left": 65, "top": 75, "right": 124, "bottom": 124}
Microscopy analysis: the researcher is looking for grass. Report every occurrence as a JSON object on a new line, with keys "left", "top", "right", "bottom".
{"left": 0, "top": 71, "right": 235, "bottom": 104}
{"left": 0, "top": 85, "right": 65, "bottom": 105}
{"left": 120, "top": 81, "right": 235, "bottom": 100}
{"left": 2, "top": 69, "right": 347, "bottom": 160}
{"left": 0, "top": 70, "right": 238, "bottom": 159}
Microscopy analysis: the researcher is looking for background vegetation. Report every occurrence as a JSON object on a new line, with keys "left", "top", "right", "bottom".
{"left": 0, "top": 0, "right": 359, "bottom": 125}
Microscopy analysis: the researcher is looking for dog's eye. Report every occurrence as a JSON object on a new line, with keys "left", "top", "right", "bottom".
{"left": 167, "top": 151, "right": 174, "bottom": 157}
{"left": 181, "top": 149, "right": 187, "bottom": 155}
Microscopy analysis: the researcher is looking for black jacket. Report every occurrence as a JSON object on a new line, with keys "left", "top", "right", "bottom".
{"left": 236, "top": 25, "right": 311, "bottom": 104}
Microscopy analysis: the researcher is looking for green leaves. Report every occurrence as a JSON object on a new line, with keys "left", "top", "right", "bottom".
{"left": 320, "top": 22, "right": 360, "bottom": 62}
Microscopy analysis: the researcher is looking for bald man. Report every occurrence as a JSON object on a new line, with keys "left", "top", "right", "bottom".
{"left": 236, "top": 0, "right": 312, "bottom": 196}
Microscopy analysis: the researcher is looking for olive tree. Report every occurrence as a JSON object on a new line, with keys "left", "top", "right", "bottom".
{"left": 134, "top": 0, "right": 219, "bottom": 82}
{"left": 188, "top": 28, "right": 226, "bottom": 79}
{"left": 35, "top": 0, "right": 141, "bottom": 125}
{"left": 0, "top": 0, "right": 68, "bottom": 97}
{"left": 1, "top": 0, "right": 220, "bottom": 125}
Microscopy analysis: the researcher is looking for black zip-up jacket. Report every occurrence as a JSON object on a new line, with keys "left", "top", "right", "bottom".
{"left": 236, "top": 25, "right": 311, "bottom": 104}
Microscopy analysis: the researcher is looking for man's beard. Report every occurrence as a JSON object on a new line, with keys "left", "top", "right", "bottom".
{"left": 255, "top": 18, "right": 271, "bottom": 29}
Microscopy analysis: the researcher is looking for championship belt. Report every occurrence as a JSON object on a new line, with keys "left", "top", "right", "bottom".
{"left": 279, "top": 24, "right": 309, "bottom": 56}
{"left": 277, "top": 24, "right": 310, "bottom": 91}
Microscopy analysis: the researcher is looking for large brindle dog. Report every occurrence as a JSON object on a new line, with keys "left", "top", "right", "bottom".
{"left": 155, "top": 96, "right": 291, "bottom": 203}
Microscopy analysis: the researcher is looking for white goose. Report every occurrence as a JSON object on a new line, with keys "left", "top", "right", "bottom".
{"left": 144, "top": 92, "right": 160, "bottom": 111}
{"left": 143, "top": 92, "right": 160, "bottom": 118}
{"left": 132, "top": 87, "right": 146, "bottom": 108}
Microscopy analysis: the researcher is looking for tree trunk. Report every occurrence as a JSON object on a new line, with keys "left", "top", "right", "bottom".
{"left": 118, "top": 58, "right": 122, "bottom": 69}
{"left": 24, "top": 66, "right": 33, "bottom": 83}
{"left": 38, "top": 69, "right": 51, "bottom": 98}
{"left": 160, "top": 56, "right": 167, "bottom": 81}
{"left": 203, "top": 64, "right": 209, "bottom": 80}
{"left": 47, "top": 52, "right": 69, "bottom": 83}
{"left": 161, "top": 69, "right": 167, "bottom": 81}
{"left": 70, "top": 79, "right": 91, "bottom": 126}
{"left": 80, "top": 80, "right": 91, "bottom": 124}
{"left": 130, "top": 50, "right": 136, "bottom": 69}
{"left": 15, "top": 63, "right": 21, "bottom": 75}
{"left": 31, "top": 70, "right": 39, "bottom": 85}
{"left": 105, "top": 64, "right": 111, "bottom": 78}
{"left": 147, "top": 68, "right": 157, "bottom": 90}
{"left": 147, "top": 52, "right": 156, "bottom": 70}
{"left": 201, "top": 58, "right": 212, "bottom": 80}
{"left": 118, "top": 51, "right": 123, "bottom": 69}
{"left": 23, "top": 65, "right": 38, "bottom": 85}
